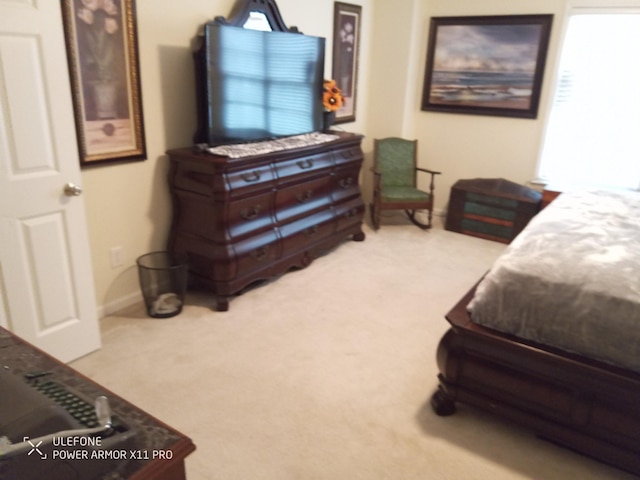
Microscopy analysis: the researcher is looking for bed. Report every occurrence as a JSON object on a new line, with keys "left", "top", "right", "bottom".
{"left": 432, "top": 189, "right": 640, "bottom": 476}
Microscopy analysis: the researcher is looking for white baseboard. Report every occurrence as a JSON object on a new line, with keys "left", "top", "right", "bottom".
{"left": 97, "top": 291, "right": 142, "bottom": 319}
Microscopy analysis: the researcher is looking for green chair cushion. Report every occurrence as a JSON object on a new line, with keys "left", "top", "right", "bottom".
{"left": 381, "top": 186, "right": 431, "bottom": 202}
{"left": 376, "top": 139, "right": 416, "bottom": 187}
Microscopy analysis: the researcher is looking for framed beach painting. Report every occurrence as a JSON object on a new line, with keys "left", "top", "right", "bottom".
{"left": 421, "top": 15, "right": 553, "bottom": 119}
{"left": 332, "top": 2, "right": 362, "bottom": 124}
{"left": 62, "top": 0, "right": 146, "bottom": 166}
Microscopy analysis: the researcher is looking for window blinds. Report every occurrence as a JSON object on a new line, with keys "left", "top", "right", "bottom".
{"left": 538, "top": 13, "right": 640, "bottom": 190}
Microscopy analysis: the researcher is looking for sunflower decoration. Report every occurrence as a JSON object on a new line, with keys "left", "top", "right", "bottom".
{"left": 323, "top": 79, "right": 345, "bottom": 112}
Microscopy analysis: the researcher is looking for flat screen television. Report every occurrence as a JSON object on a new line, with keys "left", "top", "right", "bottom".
{"left": 194, "top": 23, "right": 325, "bottom": 146}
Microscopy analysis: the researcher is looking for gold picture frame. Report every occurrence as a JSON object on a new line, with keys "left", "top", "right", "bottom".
{"left": 62, "top": 0, "right": 146, "bottom": 166}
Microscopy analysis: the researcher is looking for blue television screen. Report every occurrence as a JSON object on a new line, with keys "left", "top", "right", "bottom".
{"left": 203, "top": 24, "right": 325, "bottom": 145}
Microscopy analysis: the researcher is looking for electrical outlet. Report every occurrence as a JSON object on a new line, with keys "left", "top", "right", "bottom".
{"left": 110, "top": 246, "right": 123, "bottom": 268}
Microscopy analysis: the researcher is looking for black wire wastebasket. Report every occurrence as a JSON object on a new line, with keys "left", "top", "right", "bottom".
{"left": 136, "top": 251, "right": 188, "bottom": 318}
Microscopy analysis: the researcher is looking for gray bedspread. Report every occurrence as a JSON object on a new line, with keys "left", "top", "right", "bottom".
{"left": 468, "top": 189, "right": 640, "bottom": 373}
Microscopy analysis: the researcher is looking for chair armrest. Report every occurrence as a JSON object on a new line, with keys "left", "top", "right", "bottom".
{"left": 415, "top": 167, "right": 440, "bottom": 195}
{"left": 416, "top": 167, "right": 442, "bottom": 175}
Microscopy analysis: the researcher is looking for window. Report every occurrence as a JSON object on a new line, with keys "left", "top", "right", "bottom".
{"left": 538, "top": 12, "right": 640, "bottom": 190}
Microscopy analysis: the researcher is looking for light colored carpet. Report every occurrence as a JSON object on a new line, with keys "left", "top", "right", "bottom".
{"left": 72, "top": 215, "right": 635, "bottom": 480}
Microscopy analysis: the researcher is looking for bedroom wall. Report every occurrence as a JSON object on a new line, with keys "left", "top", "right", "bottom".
{"left": 80, "top": 0, "right": 573, "bottom": 316}
{"left": 80, "top": 0, "right": 373, "bottom": 315}
{"left": 368, "top": 0, "right": 569, "bottom": 213}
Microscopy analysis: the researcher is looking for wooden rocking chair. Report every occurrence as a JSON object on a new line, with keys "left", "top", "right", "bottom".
{"left": 370, "top": 137, "right": 441, "bottom": 230}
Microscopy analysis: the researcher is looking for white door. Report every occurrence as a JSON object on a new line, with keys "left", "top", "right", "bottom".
{"left": 0, "top": 0, "right": 101, "bottom": 362}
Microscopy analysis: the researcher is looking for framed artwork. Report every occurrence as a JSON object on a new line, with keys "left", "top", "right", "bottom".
{"left": 62, "top": 0, "right": 146, "bottom": 166}
{"left": 421, "top": 15, "right": 553, "bottom": 119}
{"left": 332, "top": 2, "right": 362, "bottom": 124}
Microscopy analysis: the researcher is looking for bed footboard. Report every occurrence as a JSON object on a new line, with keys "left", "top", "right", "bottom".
{"left": 433, "top": 286, "right": 640, "bottom": 476}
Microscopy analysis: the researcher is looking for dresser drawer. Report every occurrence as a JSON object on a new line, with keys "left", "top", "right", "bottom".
{"left": 275, "top": 176, "right": 332, "bottom": 223}
{"left": 172, "top": 190, "right": 221, "bottom": 241}
{"left": 331, "top": 165, "right": 361, "bottom": 203}
{"left": 231, "top": 230, "right": 281, "bottom": 279}
{"left": 172, "top": 160, "right": 219, "bottom": 197}
{"left": 335, "top": 197, "right": 365, "bottom": 232}
{"left": 280, "top": 210, "right": 336, "bottom": 254}
{"left": 180, "top": 230, "right": 280, "bottom": 284}
{"left": 275, "top": 151, "right": 333, "bottom": 183}
{"left": 226, "top": 192, "right": 275, "bottom": 239}
{"left": 332, "top": 144, "right": 363, "bottom": 166}
{"left": 224, "top": 164, "right": 276, "bottom": 198}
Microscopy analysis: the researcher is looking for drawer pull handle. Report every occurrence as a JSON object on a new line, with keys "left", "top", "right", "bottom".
{"left": 250, "top": 246, "right": 269, "bottom": 261}
{"left": 344, "top": 208, "right": 357, "bottom": 218}
{"left": 304, "top": 225, "right": 319, "bottom": 236}
{"left": 339, "top": 177, "right": 353, "bottom": 188}
{"left": 297, "top": 159, "right": 314, "bottom": 170}
{"left": 241, "top": 170, "right": 261, "bottom": 183}
{"left": 295, "top": 190, "right": 313, "bottom": 203}
{"left": 240, "top": 205, "right": 261, "bottom": 220}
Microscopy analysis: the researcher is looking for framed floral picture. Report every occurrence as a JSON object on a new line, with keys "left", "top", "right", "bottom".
{"left": 62, "top": 0, "right": 146, "bottom": 166}
{"left": 421, "top": 15, "right": 553, "bottom": 119}
{"left": 332, "top": 2, "right": 362, "bottom": 124}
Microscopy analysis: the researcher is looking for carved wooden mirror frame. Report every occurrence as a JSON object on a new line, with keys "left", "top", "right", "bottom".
{"left": 214, "top": 0, "right": 299, "bottom": 33}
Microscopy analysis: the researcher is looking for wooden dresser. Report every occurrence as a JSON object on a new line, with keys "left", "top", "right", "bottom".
{"left": 167, "top": 132, "right": 365, "bottom": 311}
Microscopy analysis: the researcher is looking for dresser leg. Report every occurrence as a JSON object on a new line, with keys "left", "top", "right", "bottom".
{"left": 215, "top": 295, "right": 229, "bottom": 312}
{"left": 353, "top": 230, "right": 365, "bottom": 242}
{"left": 301, "top": 252, "right": 313, "bottom": 267}
{"left": 431, "top": 388, "right": 456, "bottom": 416}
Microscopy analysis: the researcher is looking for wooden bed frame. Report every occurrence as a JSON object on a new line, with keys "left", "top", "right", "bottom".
{"left": 431, "top": 283, "right": 640, "bottom": 476}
